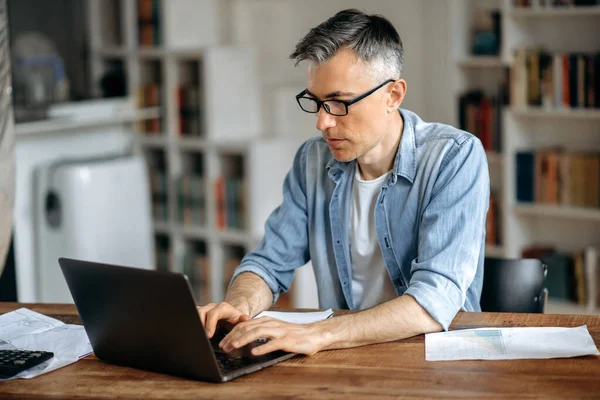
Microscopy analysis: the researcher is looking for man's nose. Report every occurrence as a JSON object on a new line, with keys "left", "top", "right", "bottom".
{"left": 316, "top": 108, "right": 337, "bottom": 131}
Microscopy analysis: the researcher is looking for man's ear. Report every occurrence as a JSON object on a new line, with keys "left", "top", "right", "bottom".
{"left": 388, "top": 79, "right": 407, "bottom": 111}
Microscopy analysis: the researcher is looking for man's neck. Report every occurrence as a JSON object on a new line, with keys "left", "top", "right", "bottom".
{"left": 357, "top": 112, "right": 404, "bottom": 181}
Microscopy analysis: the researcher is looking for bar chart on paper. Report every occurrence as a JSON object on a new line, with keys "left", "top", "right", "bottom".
{"left": 426, "top": 329, "right": 507, "bottom": 360}
{"left": 426, "top": 326, "right": 599, "bottom": 361}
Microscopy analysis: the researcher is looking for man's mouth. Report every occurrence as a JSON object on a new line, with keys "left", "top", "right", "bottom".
{"left": 326, "top": 138, "right": 346, "bottom": 145}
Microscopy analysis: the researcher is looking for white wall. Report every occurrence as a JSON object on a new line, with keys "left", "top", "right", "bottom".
{"left": 420, "top": 0, "right": 455, "bottom": 125}
{"left": 227, "top": 0, "right": 453, "bottom": 135}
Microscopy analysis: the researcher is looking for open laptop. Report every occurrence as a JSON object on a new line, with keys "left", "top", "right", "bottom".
{"left": 58, "top": 257, "right": 296, "bottom": 383}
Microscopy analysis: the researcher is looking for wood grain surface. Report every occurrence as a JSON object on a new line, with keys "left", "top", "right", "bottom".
{"left": 0, "top": 303, "right": 598, "bottom": 399}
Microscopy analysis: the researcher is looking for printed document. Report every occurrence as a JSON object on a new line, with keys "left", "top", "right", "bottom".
{"left": 255, "top": 309, "right": 334, "bottom": 324}
{"left": 0, "top": 308, "right": 92, "bottom": 380}
{"left": 426, "top": 325, "right": 599, "bottom": 361}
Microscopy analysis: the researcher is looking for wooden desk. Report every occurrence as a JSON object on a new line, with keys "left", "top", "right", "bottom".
{"left": 0, "top": 303, "right": 598, "bottom": 399}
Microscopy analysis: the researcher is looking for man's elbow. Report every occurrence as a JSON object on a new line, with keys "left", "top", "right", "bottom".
{"left": 399, "top": 294, "right": 442, "bottom": 336}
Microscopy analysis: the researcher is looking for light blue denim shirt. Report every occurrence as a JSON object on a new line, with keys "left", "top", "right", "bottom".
{"left": 232, "top": 108, "right": 489, "bottom": 330}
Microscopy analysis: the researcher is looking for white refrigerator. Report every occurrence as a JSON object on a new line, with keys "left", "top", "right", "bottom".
{"left": 34, "top": 154, "right": 155, "bottom": 303}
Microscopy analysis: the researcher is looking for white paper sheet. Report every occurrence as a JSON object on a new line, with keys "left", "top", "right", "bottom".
{"left": 254, "top": 309, "right": 334, "bottom": 324}
{"left": 426, "top": 325, "right": 600, "bottom": 361}
{"left": 0, "top": 308, "right": 93, "bottom": 380}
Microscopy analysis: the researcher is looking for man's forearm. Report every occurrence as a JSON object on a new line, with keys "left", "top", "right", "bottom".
{"left": 225, "top": 272, "right": 273, "bottom": 317}
{"left": 317, "top": 295, "right": 443, "bottom": 350}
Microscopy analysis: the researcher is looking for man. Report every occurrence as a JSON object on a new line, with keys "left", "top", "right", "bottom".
{"left": 198, "top": 9, "right": 489, "bottom": 356}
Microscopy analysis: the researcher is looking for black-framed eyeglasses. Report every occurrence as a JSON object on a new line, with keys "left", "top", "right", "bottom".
{"left": 295, "top": 79, "right": 395, "bottom": 117}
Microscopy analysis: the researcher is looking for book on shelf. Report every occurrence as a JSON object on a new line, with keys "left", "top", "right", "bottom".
{"left": 155, "top": 248, "right": 171, "bottom": 271}
{"left": 152, "top": 200, "right": 168, "bottom": 222}
{"left": 177, "top": 85, "right": 203, "bottom": 137}
{"left": 516, "top": 149, "right": 600, "bottom": 208}
{"left": 522, "top": 244, "right": 600, "bottom": 309}
{"left": 486, "top": 193, "right": 501, "bottom": 246}
{"left": 516, "top": 152, "right": 535, "bottom": 202}
{"left": 178, "top": 175, "right": 206, "bottom": 227}
{"left": 223, "top": 257, "right": 239, "bottom": 295}
{"left": 138, "top": 0, "right": 161, "bottom": 46}
{"left": 183, "top": 248, "right": 199, "bottom": 298}
{"left": 197, "top": 251, "right": 211, "bottom": 305}
{"left": 214, "top": 176, "right": 226, "bottom": 230}
{"left": 511, "top": 48, "right": 599, "bottom": 110}
{"left": 223, "top": 247, "right": 246, "bottom": 297}
{"left": 182, "top": 243, "right": 210, "bottom": 304}
{"left": 584, "top": 244, "right": 600, "bottom": 310}
{"left": 154, "top": 236, "right": 171, "bottom": 271}
{"left": 150, "top": 170, "right": 168, "bottom": 221}
{"left": 214, "top": 176, "right": 247, "bottom": 231}
{"left": 137, "top": 83, "right": 162, "bottom": 135}
{"left": 458, "top": 89, "right": 506, "bottom": 152}
{"left": 573, "top": 250, "right": 586, "bottom": 305}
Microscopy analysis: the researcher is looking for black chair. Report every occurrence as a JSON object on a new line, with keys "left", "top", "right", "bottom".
{"left": 480, "top": 257, "right": 548, "bottom": 313}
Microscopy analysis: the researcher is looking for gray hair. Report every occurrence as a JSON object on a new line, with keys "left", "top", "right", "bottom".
{"left": 290, "top": 9, "right": 404, "bottom": 82}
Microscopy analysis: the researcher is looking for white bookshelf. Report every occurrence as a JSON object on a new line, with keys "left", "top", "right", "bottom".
{"left": 485, "top": 244, "right": 506, "bottom": 258}
{"left": 180, "top": 225, "right": 210, "bottom": 240}
{"left": 451, "top": 0, "right": 600, "bottom": 313}
{"left": 486, "top": 151, "right": 504, "bottom": 165}
{"left": 177, "top": 138, "right": 207, "bottom": 152}
{"left": 501, "top": 0, "right": 600, "bottom": 257}
{"left": 509, "top": 107, "right": 600, "bottom": 121}
{"left": 217, "top": 230, "right": 255, "bottom": 246}
{"left": 499, "top": 0, "right": 600, "bottom": 313}
{"left": 15, "top": 107, "right": 160, "bottom": 137}
{"left": 457, "top": 56, "right": 507, "bottom": 69}
{"left": 514, "top": 204, "right": 600, "bottom": 222}
{"left": 137, "top": 135, "right": 167, "bottom": 149}
{"left": 97, "top": 47, "right": 129, "bottom": 58}
{"left": 451, "top": 0, "right": 507, "bottom": 257}
{"left": 511, "top": 5, "right": 600, "bottom": 19}
{"left": 153, "top": 221, "right": 170, "bottom": 235}
{"left": 546, "top": 299, "right": 600, "bottom": 316}
{"left": 88, "top": 0, "right": 302, "bottom": 306}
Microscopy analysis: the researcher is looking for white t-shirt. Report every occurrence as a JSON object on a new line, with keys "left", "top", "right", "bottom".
{"left": 350, "top": 164, "right": 398, "bottom": 310}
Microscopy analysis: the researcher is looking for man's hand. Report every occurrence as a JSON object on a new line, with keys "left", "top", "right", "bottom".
{"left": 197, "top": 302, "right": 252, "bottom": 338}
{"left": 218, "top": 317, "right": 325, "bottom": 356}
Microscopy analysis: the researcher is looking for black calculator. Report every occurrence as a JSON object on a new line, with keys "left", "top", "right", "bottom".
{"left": 0, "top": 349, "right": 54, "bottom": 379}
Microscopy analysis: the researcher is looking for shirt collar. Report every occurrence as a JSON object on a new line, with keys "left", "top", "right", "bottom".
{"left": 326, "top": 108, "right": 416, "bottom": 184}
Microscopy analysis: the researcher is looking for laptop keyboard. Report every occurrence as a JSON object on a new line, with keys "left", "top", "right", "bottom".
{"left": 210, "top": 330, "right": 271, "bottom": 373}
{"left": 214, "top": 351, "right": 261, "bottom": 372}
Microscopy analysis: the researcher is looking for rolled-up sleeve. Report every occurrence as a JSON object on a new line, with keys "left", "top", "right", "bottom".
{"left": 404, "top": 136, "right": 489, "bottom": 330}
{"left": 230, "top": 140, "right": 311, "bottom": 303}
